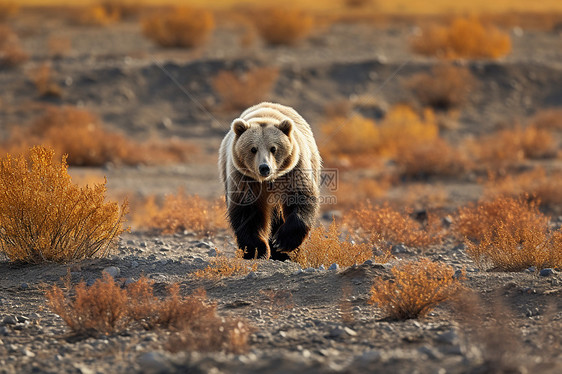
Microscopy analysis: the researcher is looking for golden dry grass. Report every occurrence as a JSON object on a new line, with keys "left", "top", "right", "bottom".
{"left": 0, "top": 147, "right": 127, "bottom": 263}
{"left": 0, "top": 106, "right": 198, "bottom": 166}
{"left": 530, "top": 108, "right": 562, "bottom": 131}
{"left": 345, "top": 203, "right": 444, "bottom": 248}
{"left": 455, "top": 197, "right": 562, "bottom": 271}
{"left": 75, "top": 5, "right": 119, "bottom": 26}
{"left": 194, "top": 249, "right": 258, "bottom": 279}
{"left": 0, "top": 25, "right": 28, "bottom": 68}
{"left": 290, "top": 219, "right": 393, "bottom": 268}
{"left": 405, "top": 64, "right": 474, "bottom": 110}
{"left": 142, "top": 6, "right": 215, "bottom": 48}
{"left": 212, "top": 67, "right": 279, "bottom": 111}
{"left": 28, "top": 63, "right": 63, "bottom": 98}
{"left": 411, "top": 17, "right": 511, "bottom": 59}
{"left": 369, "top": 258, "right": 463, "bottom": 320}
{"left": 252, "top": 8, "right": 314, "bottom": 45}
{"left": 46, "top": 274, "right": 251, "bottom": 351}
{"left": 135, "top": 190, "right": 227, "bottom": 236}
{"left": 98, "top": 0, "right": 143, "bottom": 20}
{"left": 0, "top": 1, "right": 18, "bottom": 20}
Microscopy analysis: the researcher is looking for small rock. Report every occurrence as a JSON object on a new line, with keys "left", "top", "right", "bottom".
{"left": 159, "top": 259, "right": 168, "bottom": 266}
{"left": 294, "top": 269, "right": 304, "bottom": 275}
{"left": 124, "top": 278, "right": 136, "bottom": 287}
{"left": 363, "top": 259, "right": 373, "bottom": 266}
{"left": 539, "top": 268, "right": 554, "bottom": 277}
{"left": 195, "top": 241, "right": 212, "bottom": 249}
{"left": 318, "top": 264, "right": 326, "bottom": 271}
{"left": 22, "top": 348, "right": 35, "bottom": 358}
{"left": 140, "top": 241, "right": 147, "bottom": 248}
{"left": 526, "top": 308, "right": 540, "bottom": 317}
{"left": 86, "top": 279, "right": 96, "bottom": 287}
{"left": 127, "top": 240, "right": 135, "bottom": 245}
{"left": 154, "top": 238, "right": 164, "bottom": 245}
{"left": 19, "top": 283, "right": 29, "bottom": 290}
{"left": 131, "top": 261, "right": 139, "bottom": 268}
{"left": 0, "top": 326, "right": 8, "bottom": 336}
{"left": 329, "top": 326, "right": 357, "bottom": 338}
{"left": 343, "top": 327, "right": 357, "bottom": 336}
{"left": 329, "top": 263, "right": 339, "bottom": 271}
{"left": 246, "top": 271, "right": 257, "bottom": 280}
{"left": 137, "top": 352, "right": 170, "bottom": 374}
{"left": 102, "top": 266, "right": 120, "bottom": 278}
{"left": 526, "top": 266, "right": 536, "bottom": 273}
{"left": 391, "top": 244, "right": 409, "bottom": 254}
{"left": 159, "top": 246, "right": 170, "bottom": 252}
{"left": 16, "top": 316, "right": 29, "bottom": 323}
{"left": 2, "top": 316, "right": 17, "bottom": 325}
{"left": 207, "top": 248, "right": 218, "bottom": 257}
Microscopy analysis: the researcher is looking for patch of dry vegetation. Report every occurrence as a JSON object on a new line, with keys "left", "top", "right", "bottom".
{"left": 142, "top": 6, "right": 215, "bottom": 48}
{"left": 0, "top": 25, "right": 28, "bottom": 68}
{"left": 0, "top": 106, "right": 197, "bottom": 166}
{"left": 291, "top": 219, "right": 392, "bottom": 268}
{"left": 46, "top": 274, "right": 251, "bottom": 352}
{"left": 320, "top": 105, "right": 439, "bottom": 167}
{"left": 29, "top": 63, "right": 63, "bottom": 98}
{"left": 455, "top": 197, "right": 562, "bottom": 271}
{"left": 0, "top": 1, "right": 18, "bottom": 21}
{"left": 252, "top": 8, "right": 314, "bottom": 45}
{"left": 345, "top": 203, "right": 444, "bottom": 248}
{"left": 212, "top": 67, "right": 279, "bottom": 111}
{"left": 411, "top": 17, "right": 511, "bottom": 59}
{"left": 405, "top": 64, "right": 474, "bottom": 110}
{"left": 194, "top": 249, "right": 258, "bottom": 279}
{"left": 75, "top": 5, "right": 119, "bottom": 26}
{"left": 531, "top": 108, "right": 562, "bottom": 131}
{"left": 369, "top": 258, "right": 463, "bottom": 320}
{"left": 98, "top": 0, "right": 143, "bottom": 21}
{"left": 136, "top": 190, "right": 227, "bottom": 236}
{"left": 0, "top": 147, "right": 127, "bottom": 263}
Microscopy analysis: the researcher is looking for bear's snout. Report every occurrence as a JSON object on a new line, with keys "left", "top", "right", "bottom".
{"left": 259, "top": 164, "right": 271, "bottom": 177}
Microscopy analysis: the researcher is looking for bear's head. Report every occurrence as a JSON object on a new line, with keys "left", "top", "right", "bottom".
{"left": 231, "top": 117, "right": 299, "bottom": 182}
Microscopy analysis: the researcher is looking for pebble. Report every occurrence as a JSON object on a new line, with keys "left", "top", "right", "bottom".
{"left": 126, "top": 240, "right": 135, "bottom": 245}
{"left": 154, "top": 238, "right": 164, "bottom": 245}
{"left": 208, "top": 248, "right": 218, "bottom": 257}
{"left": 318, "top": 264, "right": 326, "bottom": 271}
{"left": 195, "top": 241, "right": 213, "bottom": 249}
{"left": 2, "top": 316, "right": 17, "bottom": 325}
{"left": 539, "top": 268, "right": 554, "bottom": 277}
{"left": 102, "top": 266, "right": 120, "bottom": 278}
{"left": 140, "top": 241, "right": 147, "bottom": 248}
{"left": 329, "top": 263, "right": 339, "bottom": 271}
{"left": 526, "top": 308, "right": 540, "bottom": 317}
{"left": 391, "top": 244, "right": 409, "bottom": 254}
{"left": 245, "top": 271, "right": 257, "bottom": 280}
{"left": 16, "top": 316, "right": 29, "bottom": 323}
{"left": 328, "top": 326, "right": 357, "bottom": 338}
{"left": 19, "top": 283, "right": 29, "bottom": 290}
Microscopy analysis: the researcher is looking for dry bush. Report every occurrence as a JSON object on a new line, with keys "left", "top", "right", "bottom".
{"left": 0, "top": 25, "right": 28, "bottom": 68}
{"left": 29, "top": 63, "right": 63, "bottom": 98}
{"left": 405, "top": 64, "right": 474, "bottom": 110}
{"left": 455, "top": 197, "right": 562, "bottom": 271}
{"left": 136, "top": 190, "right": 227, "bottom": 236}
{"left": 484, "top": 168, "right": 562, "bottom": 211}
{"left": 369, "top": 258, "right": 463, "bottom": 320}
{"left": 142, "top": 7, "right": 215, "bottom": 48}
{"left": 48, "top": 36, "right": 72, "bottom": 58}
{"left": 290, "top": 219, "right": 392, "bottom": 269}
{"left": 345, "top": 203, "right": 444, "bottom": 248}
{"left": 0, "top": 147, "right": 127, "bottom": 263}
{"left": 46, "top": 275, "right": 251, "bottom": 351}
{"left": 194, "top": 249, "right": 258, "bottom": 279}
{"left": 531, "top": 108, "right": 562, "bottom": 131}
{"left": 0, "top": 1, "right": 18, "bottom": 21}
{"left": 320, "top": 105, "right": 439, "bottom": 167}
{"left": 0, "top": 106, "right": 197, "bottom": 166}
{"left": 252, "top": 8, "right": 314, "bottom": 45}
{"left": 394, "top": 137, "right": 470, "bottom": 178}
{"left": 98, "top": 0, "right": 143, "bottom": 20}
{"left": 76, "top": 5, "right": 119, "bottom": 26}
{"left": 466, "top": 126, "right": 557, "bottom": 171}
{"left": 212, "top": 67, "right": 279, "bottom": 111}
{"left": 411, "top": 17, "right": 511, "bottom": 59}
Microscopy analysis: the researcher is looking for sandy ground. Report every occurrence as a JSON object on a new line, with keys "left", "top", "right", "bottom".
{"left": 0, "top": 8, "right": 562, "bottom": 374}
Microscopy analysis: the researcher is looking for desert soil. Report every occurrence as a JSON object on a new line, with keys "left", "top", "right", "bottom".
{"left": 1, "top": 8, "right": 562, "bottom": 374}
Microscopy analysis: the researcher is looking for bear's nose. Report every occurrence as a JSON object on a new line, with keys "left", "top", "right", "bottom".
{"left": 259, "top": 164, "right": 270, "bottom": 177}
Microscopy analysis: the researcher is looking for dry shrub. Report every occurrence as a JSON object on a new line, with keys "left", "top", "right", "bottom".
{"left": 369, "top": 258, "right": 463, "bottom": 320}
{"left": 484, "top": 168, "right": 562, "bottom": 211}
{"left": 290, "top": 219, "right": 392, "bottom": 269}
{"left": 252, "top": 8, "right": 314, "bottom": 45}
{"left": 1, "top": 106, "right": 197, "bottom": 166}
{"left": 29, "top": 63, "right": 63, "bottom": 98}
{"left": 455, "top": 197, "right": 562, "bottom": 271}
{"left": 0, "top": 1, "right": 18, "bottom": 21}
{"left": 405, "top": 64, "right": 474, "bottom": 110}
{"left": 320, "top": 105, "right": 439, "bottom": 167}
{"left": 194, "top": 249, "right": 258, "bottom": 279}
{"left": 48, "top": 36, "right": 72, "bottom": 58}
{"left": 467, "top": 126, "right": 557, "bottom": 171}
{"left": 0, "top": 25, "right": 28, "bottom": 68}
{"left": 394, "top": 137, "right": 469, "bottom": 178}
{"left": 98, "top": 0, "right": 143, "bottom": 20}
{"left": 212, "top": 67, "right": 279, "bottom": 111}
{"left": 345, "top": 203, "right": 444, "bottom": 248}
{"left": 0, "top": 147, "right": 127, "bottom": 263}
{"left": 76, "top": 5, "right": 119, "bottom": 26}
{"left": 46, "top": 275, "right": 251, "bottom": 351}
{"left": 142, "top": 7, "right": 215, "bottom": 48}
{"left": 136, "top": 190, "right": 227, "bottom": 236}
{"left": 531, "top": 108, "right": 562, "bottom": 131}
{"left": 411, "top": 17, "right": 511, "bottom": 59}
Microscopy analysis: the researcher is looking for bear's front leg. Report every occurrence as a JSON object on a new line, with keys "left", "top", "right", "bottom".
{"left": 228, "top": 202, "right": 270, "bottom": 259}
{"left": 272, "top": 191, "right": 317, "bottom": 253}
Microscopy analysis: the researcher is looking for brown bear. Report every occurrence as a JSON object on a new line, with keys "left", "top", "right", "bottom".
{"left": 218, "top": 102, "right": 321, "bottom": 260}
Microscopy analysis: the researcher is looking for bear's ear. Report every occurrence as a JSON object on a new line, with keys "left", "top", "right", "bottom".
{"left": 232, "top": 119, "right": 250, "bottom": 136}
{"left": 276, "top": 119, "right": 293, "bottom": 137}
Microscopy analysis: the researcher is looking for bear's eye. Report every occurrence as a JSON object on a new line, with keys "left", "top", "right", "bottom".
{"left": 251, "top": 147, "right": 258, "bottom": 154}
{"left": 270, "top": 146, "right": 276, "bottom": 154}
